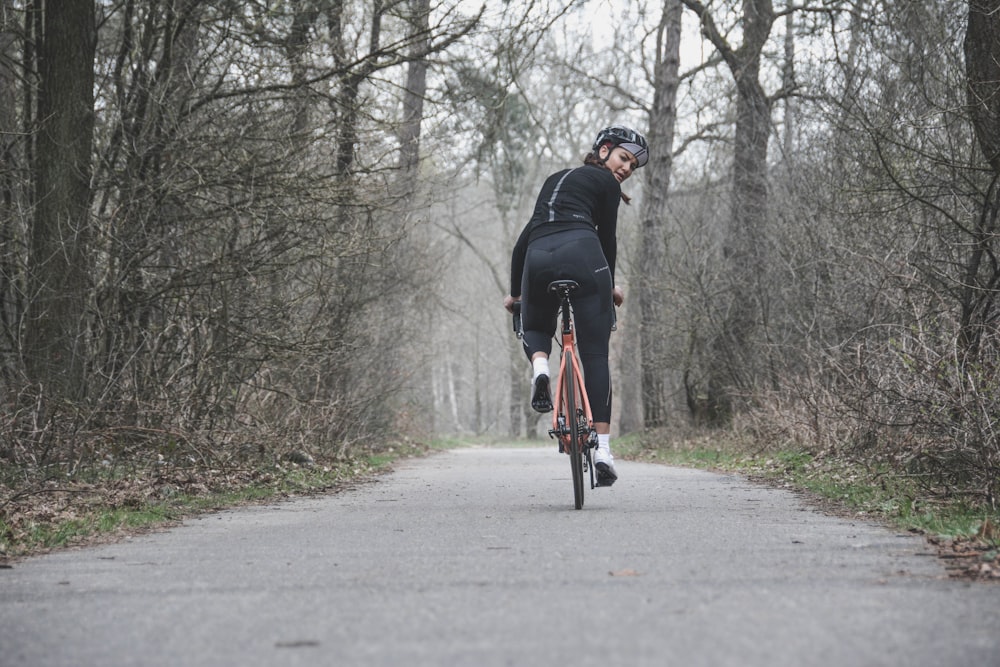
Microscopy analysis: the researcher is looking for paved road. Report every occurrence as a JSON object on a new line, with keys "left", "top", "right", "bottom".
{"left": 2, "top": 447, "right": 998, "bottom": 667}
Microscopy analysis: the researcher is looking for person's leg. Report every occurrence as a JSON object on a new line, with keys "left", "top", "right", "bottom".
{"left": 520, "top": 247, "right": 559, "bottom": 412}
{"left": 576, "top": 337, "right": 617, "bottom": 486}
{"left": 529, "top": 352, "right": 551, "bottom": 412}
{"left": 570, "top": 278, "right": 618, "bottom": 486}
{"left": 572, "top": 286, "right": 614, "bottom": 424}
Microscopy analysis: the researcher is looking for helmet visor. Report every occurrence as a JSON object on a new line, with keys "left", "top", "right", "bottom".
{"left": 618, "top": 142, "right": 648, "bottom": 168}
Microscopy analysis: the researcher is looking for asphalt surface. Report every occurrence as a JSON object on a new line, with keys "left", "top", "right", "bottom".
{"left": 2, "top": 446, "right": 998, "bottom": 667}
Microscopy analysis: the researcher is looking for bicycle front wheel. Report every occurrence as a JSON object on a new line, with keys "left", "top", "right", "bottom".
{"left": 564, "top": 359, "right": 585, "bottom": 510}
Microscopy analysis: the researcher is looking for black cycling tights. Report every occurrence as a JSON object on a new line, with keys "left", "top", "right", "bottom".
{"left": 519, "top": 228, "right": 614, "bottom": 423}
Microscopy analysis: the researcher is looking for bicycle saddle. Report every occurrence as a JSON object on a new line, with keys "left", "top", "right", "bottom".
{"left": 547, "top": 280, "right": 579, "bottom": 294}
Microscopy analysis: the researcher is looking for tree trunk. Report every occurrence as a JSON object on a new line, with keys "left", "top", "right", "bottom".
{"left": 637, "top": 0, "right": 683, "bottom": 429}
{"left": 397, "top": 0, "right": 430, "bottom": 184}
{"left": 26, "top": 0, "right": 96, "bottom": 402}
{"left": 782, "top": 11, "right": 795, "bottom": 163}
{"left": 720, "top": 68, "right": 771, "bottom": 392}
{"left": 966, "top": 0, "right": 1000, "bottom": 174}
{"left": 286, "top": 0, "right": 320, "bottom": 141}
{"left": 958, "top": 0, "right": 1000, "bottom": 357}
{"left": 326, "top": 0, "right": 384, "bottom": 180}
{"left": 0, "top": 0, "right": 22, "bottom": 364}
{"left": 683, "top": 0, "right": 776, "bottom": 422}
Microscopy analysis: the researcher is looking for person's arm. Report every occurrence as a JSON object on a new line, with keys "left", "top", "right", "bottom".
{"left": 592, "top": 172, "right": 624, "bottom": 306}
{"left": 594, "top": 175, "right": 621, "bottom": 282}
{"left": 509, "top": 222, "right": 531, "bottom": 299}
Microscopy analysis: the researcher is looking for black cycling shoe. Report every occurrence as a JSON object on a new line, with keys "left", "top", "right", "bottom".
{"left": 531, "top": 374, "right": 552, "bottom": 413}
{"left": 595, "top": 462, "right": 618, "bottom": 487}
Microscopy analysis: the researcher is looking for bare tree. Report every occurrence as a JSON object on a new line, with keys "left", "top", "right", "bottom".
{"left": 738, "top": 0, "right": 1000, "bottom": 503}
{"left": 636, "top": 0, "right": 684, "bottom": 429}
{"left": 25, "top": 0, "right": 97, "bottom": 403}
{"left": 0, "top": 0, "right": 490, "bottom": 466}
{"left": 679, "top": 0, "right": 781, "bottom": 421}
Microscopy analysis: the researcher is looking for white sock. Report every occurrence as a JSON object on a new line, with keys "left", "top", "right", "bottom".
{"left": 532, "top": 357, "right": 549, "bottom": 381}
{"left": 595, "top": 434, "right": 613, "bottom": 464}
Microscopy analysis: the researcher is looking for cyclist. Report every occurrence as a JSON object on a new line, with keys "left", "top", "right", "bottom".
{"left": 503, "top": 125, "right": 649, "bottom": 487}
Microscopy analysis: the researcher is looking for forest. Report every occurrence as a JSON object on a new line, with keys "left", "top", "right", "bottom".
{"left": 1, "top": 0, "right": 998, "bottom": 509}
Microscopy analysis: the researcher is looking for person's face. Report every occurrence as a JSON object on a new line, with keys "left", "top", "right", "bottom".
{"left": 599, "top": 145, "right": 639, "bottom": 183}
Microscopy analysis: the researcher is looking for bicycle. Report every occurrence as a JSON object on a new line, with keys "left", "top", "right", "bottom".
{"left": 513, "top": 280, "right": 598, "bottom": 510}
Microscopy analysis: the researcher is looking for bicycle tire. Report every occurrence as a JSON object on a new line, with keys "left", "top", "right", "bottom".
{"left": 564, "top": 357, "right": 585, "bottom": 510}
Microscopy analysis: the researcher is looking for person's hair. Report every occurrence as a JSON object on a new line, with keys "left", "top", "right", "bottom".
{"left": 584, "top": 148, "right": 632, "bottom": 204}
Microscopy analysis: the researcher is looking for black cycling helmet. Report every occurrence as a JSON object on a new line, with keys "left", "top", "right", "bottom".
{"left": 593, "top": 125, "right": 649, "bottom": 168}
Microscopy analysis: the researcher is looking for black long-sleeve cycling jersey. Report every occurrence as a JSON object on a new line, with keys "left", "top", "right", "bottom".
{"left": 509, "top": 163, "right": 621, "bottom": 297}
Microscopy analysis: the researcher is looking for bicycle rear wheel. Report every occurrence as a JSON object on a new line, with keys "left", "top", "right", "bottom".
{"left": 563, "top": 357, "right": 585, "bottom": 510}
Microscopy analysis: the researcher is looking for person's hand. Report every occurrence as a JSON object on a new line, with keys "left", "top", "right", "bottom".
{"left": 612, "top": 286, "right": 625, "bottom": 307}
{"left": 503, "top": 295, "right": 520, "bottom": 313}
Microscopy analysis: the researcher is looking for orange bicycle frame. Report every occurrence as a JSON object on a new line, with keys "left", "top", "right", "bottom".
{"left": 551, "top": 303, "right": 595, "bottom": 452}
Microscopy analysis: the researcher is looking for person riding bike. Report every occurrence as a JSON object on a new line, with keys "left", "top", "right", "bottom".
{"left": 503, "top": 125, "right": 649, "bottom": 487}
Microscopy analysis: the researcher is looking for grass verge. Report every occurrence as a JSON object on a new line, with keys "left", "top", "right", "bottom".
{"left": 614, "top": 427, "right": 1000, "bottom": 581}
{"left": 0, "top": 439, "right": 450, "bottom": 561}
